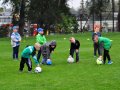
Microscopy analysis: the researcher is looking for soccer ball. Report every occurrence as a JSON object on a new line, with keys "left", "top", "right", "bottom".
{"left": 67, "top": 56, "right": 74, "bottom": 63}
{"left": 96, "top": 58, "right": 103, "bottom": 65}
{"left": 46, "top": 59, "right": 52, "bottom": 65}
{"left": 35, "top": 67, "right": 42, "bottom": 73}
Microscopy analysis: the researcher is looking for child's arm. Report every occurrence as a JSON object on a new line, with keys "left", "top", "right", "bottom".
{"left": 31, "top": 49, "right": 40, "bottom": 66}
{"left": 36, "top": 35, "right": 46, "bottom": 45}
{"left": 69, "top": 43, "right": 73, "bottom": 56}
{"left": 76, "top": 40, "right": 80, "bottom": 49}
{"left": 11, "top": 35, "right": 19, "bottom": 42}
{"left": 32, "top": 55, "right": 40, "bottom": 66}
{"left": 44, "top": 36, "right": 47, "bottom": 43}
{"left": 18, "top": 33, "right": 22, "bottom": 41}
{"left": 36, "top": 35, "right": 40, "bottom": 43}
{"left": 41, "top": 36, "right": 47, "bottom": 44}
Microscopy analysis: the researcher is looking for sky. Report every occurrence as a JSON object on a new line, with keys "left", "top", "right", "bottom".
{"left": 0, "top": 0, "right": 11, "bottom": 8}
{"left": 67, "top": 0, "right": 81, "bottom": 10}
{"left": 0, "top": 0, "right": 83, "bottom": 10}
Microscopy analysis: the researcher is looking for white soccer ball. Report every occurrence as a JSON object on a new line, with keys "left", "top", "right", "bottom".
{"left": 67, "top": 56, "right": 74, "bottom": 63}
{"left": 96, "top": 58, "right": 103, "bottom": 65}
{"left": 35, "top": 67, "right": 42, "bottom": 73}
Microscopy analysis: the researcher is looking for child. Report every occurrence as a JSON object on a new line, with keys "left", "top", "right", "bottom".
{"left": 36, "top": 28, "right": 47, "bottom": 61}
{"left": 92, "top": 31, "right": 101, "bottom": 57}
{"left": 41, "top": 40, "right": 56, "bottom": 65}
{"left": 94, "top": 35, "right": 113, "bottom": 64}
{"left": 11, "top": 26, "right": 21, "bottom": 60}
{"left": 19, "top": 43, "right": 41, "bottom": 72}
{"left": 69, "top": 37, "right": 80, "bottom": 63}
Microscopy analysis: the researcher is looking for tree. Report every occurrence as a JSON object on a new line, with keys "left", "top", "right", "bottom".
{"left": 3, "top": 0, "right": 20, "bottom": 25}
{"left": 89, "top": 0, "right": 110, "bottom": 31}
{"left": 4, "top": 0, "right": 71, "bottom": 34}
{"left": 27, "top": 0, "right": 70, "bottom": 26}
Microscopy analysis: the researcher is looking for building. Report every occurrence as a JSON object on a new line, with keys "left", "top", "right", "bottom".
{"left": 0, "top": 7, "right": 12, "bottom": 26}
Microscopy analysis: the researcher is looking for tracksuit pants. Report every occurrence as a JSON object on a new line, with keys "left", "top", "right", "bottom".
{"left": 19, "top": 57, "right": 32, "bottom": 71}
{"left": 13, "top": 45, "right": 19, "bottom": 59}
{"left": 70, "top": 49, "right": 79, "bottom": 62}
{"left": 103, "top": 49, "right": 111, "bottom": 64}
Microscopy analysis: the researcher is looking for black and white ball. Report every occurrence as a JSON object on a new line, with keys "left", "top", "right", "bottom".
{"left": 34, "top": 67, "right": 42, "bottom": 73}
{"left": 67, "top": 56, "right": 74, "bottom": 63}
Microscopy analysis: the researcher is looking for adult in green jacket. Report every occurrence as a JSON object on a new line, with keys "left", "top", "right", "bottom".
{"left": 36, "top": 28, "right": 47, "bottom": 62}
{"left": 19, "top": 43, "right": 41, "bottom": 72}
{"left": 94, "top": 35, "right": 113, "bottom": 64}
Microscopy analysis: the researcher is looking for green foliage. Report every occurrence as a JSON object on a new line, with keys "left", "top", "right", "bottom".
{"left": 58, "top": 14, "right": 78, "bottom": 33}
{"left": 27, "top": 0, "right": 70, "bottom": 24}
{"left": 89, "top": 0, "right": 110, "bottom": 15}
{"left": 0, "top": 25, "right": 9, "bottom": 37}
{"left": 4, "top": 0, "right": 72, "bottom": 34}
{"left": 0, "top": 7, "right": 4, "bottom": 13}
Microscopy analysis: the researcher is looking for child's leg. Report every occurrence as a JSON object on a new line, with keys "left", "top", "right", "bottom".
{"left": 16, "top": 45, "right": 19, "bottom": 59}
{"left": 37, "top": 49, "right": 41, "bottom": 62}
{"left": 25, "top": 58, "right": 32, "bottom": 71}
{"left": 105, "top": 50, "right": 111, "bottom": 62}
{"left": 103, "top": 49, "right": 107, "bottom": 64}
{"left": 94, "top": 43, "right": 97, "bottom": 56}
{"left": 19, "top": 57, "right": 26, "bottom": 71}
{"left": 41, "top": 58, "right": 47, "bottom": 64}
{"left": 76, "top": 50, "right": 79, "bottom": 62}
{"left": 13, "top": 47, "right": 16, "bottom": 59}
{"left": 97, "top": 43, "right": 100, "bottom": 56}
{"left": 14, "top": 46, "right": 17, "bottom": 59}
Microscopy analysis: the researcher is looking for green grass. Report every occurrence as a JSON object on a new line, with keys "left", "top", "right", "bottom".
{"left": 0, "top": 32, "right": 120, "bottom": 90}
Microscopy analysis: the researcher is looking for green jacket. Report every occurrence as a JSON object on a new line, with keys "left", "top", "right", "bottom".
{"left": 36, "top": 34, "right": 46, "bottom": 45}
{"left": 98, "top": 37, "right": 111, "bottom": 50}
{"left": 21, "top": 46, "right": 39, "bottom": 65}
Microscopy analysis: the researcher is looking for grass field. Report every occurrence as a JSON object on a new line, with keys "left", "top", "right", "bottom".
{"left": 0, "top": 32, "right": 120, "bottom": 90}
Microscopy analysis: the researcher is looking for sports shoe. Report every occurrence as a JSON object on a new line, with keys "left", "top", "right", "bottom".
{"left": 94, "top": 55, "right": 96, "bottom": 58}
{"left": 108, "top": 61, "right": 113, "bottom": 64}
{"left": 19, "top": 70, "right": 23, "bottom": 73}
{"left": 28, "top": 71, "right": 34, "bottom": 73}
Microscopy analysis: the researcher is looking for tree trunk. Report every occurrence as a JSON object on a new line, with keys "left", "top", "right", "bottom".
{"left": 92, "top": 0, "right": 95, "bottom": 32}
{"left": 19, "top": 0, "right": 25, "bottom": 36}
{"left": 58, "top": 0, "right": 61, "bottom": 7}
{"left": 112, "top": 0, "right": 115, "bottom": 32}
{"left": 118, "top": 1, "right": 120, "bottom": 32}
{"left": 100, "top": 12, "right": 102, "bottom": 32}
{"left": 80, "top": 15, "right": 83, "bottom": 32}
{"left": 99, "top": 0, "right": 102, "bottom": 32}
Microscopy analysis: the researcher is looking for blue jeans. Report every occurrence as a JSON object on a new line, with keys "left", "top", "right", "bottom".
{"left": 70, "top": 49, "right": 79, "bottom": 62}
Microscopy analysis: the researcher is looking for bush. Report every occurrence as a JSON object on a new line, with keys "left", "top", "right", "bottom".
{"left": 0, "top": 25, "right": 9, "bottom": 38}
